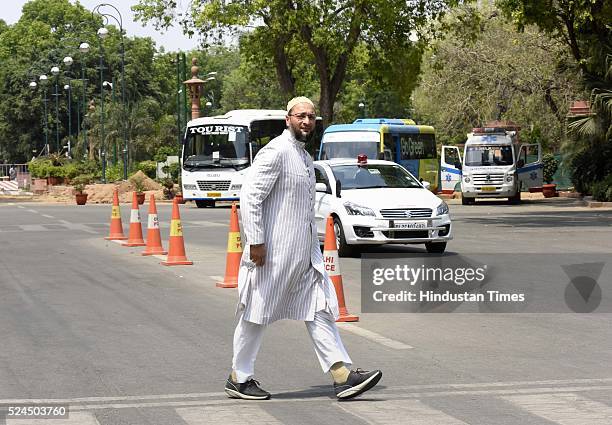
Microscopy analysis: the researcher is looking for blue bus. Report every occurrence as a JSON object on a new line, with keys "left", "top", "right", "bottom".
{"left": 318, "top": 119, "right": 439, "bottom": 192}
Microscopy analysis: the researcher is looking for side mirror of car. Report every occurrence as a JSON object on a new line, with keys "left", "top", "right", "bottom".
{"left": 335, "top": 180, "right": 342, "bottom": 198}
{"left": 315, "top": 182, "right": 329, "bottom": 193}
{"left": 517, "top": 159, "right": 525, "bottom": 168}
{"left": 421, "top": 180, "right": 431, "bottom": 190}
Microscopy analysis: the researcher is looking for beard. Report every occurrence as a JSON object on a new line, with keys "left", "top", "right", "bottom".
{"left": 288, "top": 122, "right": 312, "bottom": 142}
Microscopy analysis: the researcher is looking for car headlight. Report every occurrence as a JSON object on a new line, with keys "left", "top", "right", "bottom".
{"left": 344, "top": 201, "right": 375, "bottom": 216}
{"left": 436, "top": 201, "right": 449, "bottom": 216}
{"left": 505, "top": 175, "right": 513, "bottom": 182}
{"left": 463, "top": 176, "right": 471, "bottom": 183}
{"left": 183, "top": 184, "right": 197, "bottom": 190}
{"left": 230, "top": 184, "right": 242, "bottom": 190}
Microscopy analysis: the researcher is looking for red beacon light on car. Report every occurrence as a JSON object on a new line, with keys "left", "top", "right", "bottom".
{"left": 357, "top": 154, "right": 368, "bottom": 165}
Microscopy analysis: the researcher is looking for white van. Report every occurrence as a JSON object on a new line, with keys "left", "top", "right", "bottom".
{"left": 440, "top": 126, "right": 542, "bottom": 204}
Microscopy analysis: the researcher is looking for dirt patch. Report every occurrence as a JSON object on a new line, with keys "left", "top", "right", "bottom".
{"left": 35, "top": 171, "right": 165, "bottom": 204}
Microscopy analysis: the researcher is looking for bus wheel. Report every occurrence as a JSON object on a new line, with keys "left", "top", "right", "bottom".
{"left": 195, "top": 200, "right": 215, "bottom": 208}
{"left": 425, "top": 242, "right": 447, "bottom": 253}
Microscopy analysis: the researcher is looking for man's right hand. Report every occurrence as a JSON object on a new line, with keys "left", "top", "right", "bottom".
{"left": 250, "top": 244, "right": 266, "bottom": 267}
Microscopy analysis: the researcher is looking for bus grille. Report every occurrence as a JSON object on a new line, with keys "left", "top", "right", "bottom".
{"left": 472, "top": 173, "right": 504, "bottom": 185}
{"left": 380, "top": 208, "right": 432, "bottom": 219}
{"left": 197, "top": 180, "right": 231, "bottom": 191}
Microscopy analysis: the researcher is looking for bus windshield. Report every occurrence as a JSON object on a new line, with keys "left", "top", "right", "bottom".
{"left": 465, "top": 145, "right": 513, "bottom": 167}
{"left": 183, "top": 125, "right": 250, "bottom": 170}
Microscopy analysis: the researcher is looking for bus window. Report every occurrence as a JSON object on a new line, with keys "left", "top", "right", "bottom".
{"left": 382, "top": 133, "right": 397, "bottom": 161}
{"left": 419, "top": 133, "right": 437, "bottom": 159}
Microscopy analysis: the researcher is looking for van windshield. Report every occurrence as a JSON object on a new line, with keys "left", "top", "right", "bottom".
{"left": 465, "top": 145, "right": 513, "bottom": 166}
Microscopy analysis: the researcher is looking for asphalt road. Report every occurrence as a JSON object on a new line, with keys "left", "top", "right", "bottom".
{"left": 0, "top": 198, "right": 611, "bottom": 425}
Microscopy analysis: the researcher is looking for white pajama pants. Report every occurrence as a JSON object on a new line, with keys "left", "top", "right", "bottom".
{"left": 232, "top": 309, "right": 352, "bottom": 383}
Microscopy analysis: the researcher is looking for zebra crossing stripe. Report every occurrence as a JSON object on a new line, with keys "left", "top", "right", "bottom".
{"left": 5, "top": 411, "right": 100, "bottom": 425}
{"left": 501, "top": 393, "right": 612, "bottom": 425}
{"left": 338, "top": 399, "right": 469, "bottom": 425}
{"left": 176, "top": 405, "right": 282, "bottom": 425}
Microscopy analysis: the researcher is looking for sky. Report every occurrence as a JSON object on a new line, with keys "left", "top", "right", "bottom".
{"left": 2, "top": 0, "right": 201, "bottom": 53}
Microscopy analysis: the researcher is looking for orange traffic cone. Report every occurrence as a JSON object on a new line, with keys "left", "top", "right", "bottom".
{"left": 324, "top": 216, "right": 359, "bottom": 322}
{"left": 105, "top": 188, "right": 127, "bottom": 240}
{"left": 161, "top": 198, "right": 193, "bottom": 266}
{"left": 217, "top": 202, "right": 242, "bottom": 288}
{"left": 123, "top": 192, "right": 146, "bottom": 247}
{"left": 142, "top": 194, "right": 167, "bottom": 256}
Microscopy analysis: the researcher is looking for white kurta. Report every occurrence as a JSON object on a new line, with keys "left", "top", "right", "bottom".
{"left": 237, "top": 129, "right": 340, "bottom": 325}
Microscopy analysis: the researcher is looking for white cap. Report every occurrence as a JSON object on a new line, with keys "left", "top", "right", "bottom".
{"left": 287, "top": 96, "right": 315, "bottom": 113}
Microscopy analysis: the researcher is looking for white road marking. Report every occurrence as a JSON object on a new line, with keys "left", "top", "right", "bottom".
{"left": 1, "top": 380, "right": 611, "bottom": 407}
{"left": 338, "top": 399, "right": 468, "bottom": 425}
{"left": 502, "top": 393, "right": 612, "bottom": 425}
{"left": 6, "top": 411, "right": 100, "bottom": 425}
{"left": 17, "top": 205, "right": 25, "bottom": 209}
{"left": 26, "top": 209, "right": 38, "bottom": 213}
{"left": 336, "top": 323, "right": 413, "bottom": 349}
{"left": 209, "top": 275, "right": 224, "bottom": 282}
{"left": 185, "top": 220, "right": 227, "bottom": 228}
{"left": 41, "top": 214, "right": 54, "bottom": 218}
{"left": 19, "top": 224, "right": 47, "bottom": 232}
{"left": 176, "top": 405, "right": 282, "bottom": 425}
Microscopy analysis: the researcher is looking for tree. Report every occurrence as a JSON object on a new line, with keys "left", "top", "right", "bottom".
{"left": 412, "top": 4, "right": 581, "bottom": 147}
{"left": 134, "top": 0, "right": 456, "bottom": 127}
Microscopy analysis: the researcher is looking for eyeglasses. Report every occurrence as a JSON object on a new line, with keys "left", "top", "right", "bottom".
{"left": 289, "top": 113, "right": 316, "bottom": 121}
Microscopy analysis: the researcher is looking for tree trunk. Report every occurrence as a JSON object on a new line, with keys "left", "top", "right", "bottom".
{"left": 272, "top": 35, "right": 295, "bottom": 97}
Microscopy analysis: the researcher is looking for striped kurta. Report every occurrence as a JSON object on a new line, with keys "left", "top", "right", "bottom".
{"left": 237, "top": 129, "right": 340, "bottom": 325}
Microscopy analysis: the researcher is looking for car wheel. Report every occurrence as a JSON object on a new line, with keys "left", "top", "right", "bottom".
{"left": 195, "top": 200, "right": 215, "bottom": 208}
{"left": 461, "top": 196, "right": 475, "bottom": 205}
{"left": 333, "top": 217, "right": 355, "bottom": 257}
{"left": 425, "top": 242, "right": 447, "bottom": 253}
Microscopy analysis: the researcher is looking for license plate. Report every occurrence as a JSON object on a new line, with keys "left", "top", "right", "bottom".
{"left": 480, "top": 186, "right": 496, "bottom": 192}
{"left": 207, "top": 192, "right": 222, "bottom": 197}
{"left": 394, "top": 220, "right": 428, "bottom": 229}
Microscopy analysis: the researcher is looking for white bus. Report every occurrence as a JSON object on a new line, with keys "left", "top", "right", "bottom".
{"left": 181, "top": 109, "right": 321, "bottom": 208}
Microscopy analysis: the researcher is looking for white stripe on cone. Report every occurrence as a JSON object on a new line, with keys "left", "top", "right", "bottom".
{"left": 130, "top": 209, "right": 141, "bottom": 223}
{"left": 323, "top": 249, "right": 341, "bottom": 277}
{"left": 148, "top": 214, "right": 159, "bottom": 229}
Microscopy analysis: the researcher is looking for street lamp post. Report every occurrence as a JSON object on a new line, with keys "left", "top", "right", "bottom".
{"left": 51, "top": 66, "right": 61, "bottom": 152}
{"left": 93, "top": 3, "right": 127, "bottom": 180}
{"left": 63, "top": 56, "right": 73, "bottom": 157}
{"left": 96, "top": 26, "right": 108, "bottom": 182}
{"left": 79, "top": 42, "right": 90, "bottom": 159}
{"left": 29, "top": 75, "right": 50, "bottom": 156}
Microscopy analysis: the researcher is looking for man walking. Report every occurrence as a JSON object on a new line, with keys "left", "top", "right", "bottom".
{"left": 224, "top": 97, "right": 381, "bottom": 401}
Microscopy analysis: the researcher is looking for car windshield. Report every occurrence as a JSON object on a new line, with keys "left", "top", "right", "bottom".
{"left": 331, "top": 164, "right": 422, "bottom": 189}
{"left": 465, "top": 145, "right": 514, "bottom": 166}
{"left": 183, "top": 125, "right": 250, "bottom": 170}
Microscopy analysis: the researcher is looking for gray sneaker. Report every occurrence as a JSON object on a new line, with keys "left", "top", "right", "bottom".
{"left": 225, "top": 374, "right": 271, "bottom": 400}
{"left": 334, "top": 369, "right": 382, "bottom": 399}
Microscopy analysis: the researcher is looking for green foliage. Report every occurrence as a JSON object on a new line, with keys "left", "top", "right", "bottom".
{"left": 28, "top": 158, "right": 66, "bottom": 178}
{"left": 591, "top": 175, "right": 612, "bottom": 202}
{"left": 568, "top": 143, "right": 612, "bottom": 194}
{"left": 71, "top": 174, "right": 93, "bottom": 193}
{"left": 542, "top": 153, "right": 559, "bottom": 184}
{"left": 62, "top": 160, "right": 100, "bottom": 180}
{"left": 105, "top": 162, "right": 125, "bottom": 183}
{"left": 154, "top": 145, "right": 178, "bottom": 163}
{"left": 413, "top": 4, "right": 580, "bottom": 147}
{"left": 135, "top": 160, "right": 157, "bottom": 179}
{"left": 134, "top": 0, "right": 456, "bottom": 126}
